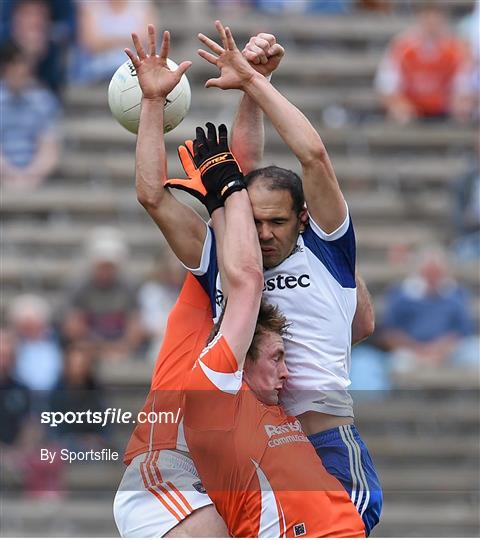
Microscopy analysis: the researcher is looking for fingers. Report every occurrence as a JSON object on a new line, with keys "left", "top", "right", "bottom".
{"left": 196, "top": 126, "right": 208, "bottom": 150}
{"left": 206, "top": 122, "right": 217, "bottom": 145}
{"left": 159, "top": 30, "right": 170, "bottom": 61}
{"left": 256, "top": 33, "right": 277, "bottom": 46}
{"left": 218, "top": 124, "right": 228, "bottom": 149}
{"left": 224, "top": 26, "right": 237, "bottom": 51}
{"left": 197, "top": 49, "right": 218, "bottom": 66}
{"left": 268, "top": 43, "right": 285, "bottom": 58}
{"left": 124, "top": 48, "right": 139, "bottom": 68}
{"left": 178, "top": 144, "right": 197, "bottom": 177}
{"left": 148, "top": 24, "right": 156, "bottom": 56}
{"left": 205, "top": 77, "right": 222, "bottom": 89}
{"left": 184, "top": 140, "right": 195, "bottom": 158}
{"left": 215, "top": 20, "right": 229, "bottom": 51}
{"left": 131, "top": 32, "right": 146, "bottom": 59}
{"left": 198, "top": 32, "right": 224, "bottom": 55}
{"left": 244, "top": 43, "right": 268, "bottom": 64}
{"left": 175, "top": 60, "right": 192, "bottom": 78}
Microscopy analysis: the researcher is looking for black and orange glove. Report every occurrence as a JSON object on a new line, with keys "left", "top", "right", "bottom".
{"left": 164, "top": 140, "right": 223, "bottom": 216}
{"left": 193, "top": 122, "right": 246, "bottom": 202}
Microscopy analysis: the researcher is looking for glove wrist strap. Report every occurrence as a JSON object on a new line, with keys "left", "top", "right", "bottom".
{"left": 220, "top": 178, "right": 247, "bottom": 202}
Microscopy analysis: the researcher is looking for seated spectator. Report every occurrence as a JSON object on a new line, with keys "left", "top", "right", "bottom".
{"left": 137, "top": 250, "right": 185, "bottom": 361}
{"left": 62, "top": 227, "right": 145, "bottom": 361}
{"left": 451, "top": 136, "right": 479, "bottom": 261}
{"left": 9, "top": 294, "right": 63, "bottom": 394}
{"left": 457, "top": 0, "right": 480, "bottom": 121}
{"left": 379, "top": 245, "right": 477, "bottom": 370}
{"left": 49, "top": 342, "right": 107, "bottom": 451}
{"left": 253, "top": 0, "right": 353, "bottom": 14}
{"left": 2, "top": 0, "right": 74, "bottom": 96}
{"left": 0, "top": 328, "right": 30, "bottom": 446}
{"left": 72, "top": 0, "right": 154, "bottom": 84}
{"left": 375, "top": 1, "right": 473, "bottom": 123}
{"left": 0, "top": 42, "right": 61, "bottom": 190}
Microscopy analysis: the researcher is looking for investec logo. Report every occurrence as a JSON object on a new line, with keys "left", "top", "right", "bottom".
{"left": 263, "top": 274, "right": 310, "bottom": 292}
{"left": 264, "top": 420, "right": 308, "bottom": 447}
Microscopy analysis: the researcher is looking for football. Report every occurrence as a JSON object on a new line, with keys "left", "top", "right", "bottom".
{"left": 108, "top": 58, "right": 191, "bottom": 134}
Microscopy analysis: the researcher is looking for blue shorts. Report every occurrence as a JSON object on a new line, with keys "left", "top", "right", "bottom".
{"left": 308, "top": 424, "right": 382, "bottom": 536}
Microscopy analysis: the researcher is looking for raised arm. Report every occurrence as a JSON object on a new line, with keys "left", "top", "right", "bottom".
{"left": 182, "top": 122, "right": 263, "bottom": 367}
{"left": 198, "top": 21, "right": 346, "bottom": 234}
{"left": 125, "top": 25, "right": 207, "bottom": 269}
{"left": 230, "top": 33, "right": 285, "bottom": 173}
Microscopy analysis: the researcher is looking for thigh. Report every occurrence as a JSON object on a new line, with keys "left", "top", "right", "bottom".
{"left": 114, "top": 450, "right": 222, "bottom": 538}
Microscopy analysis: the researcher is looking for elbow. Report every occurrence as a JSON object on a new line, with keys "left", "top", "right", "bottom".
{"left": 228, "top": 263, "right": 264, "bottom": 296}
{"left": 301, "top": 140, "right": 328, "bottom": 167}
{"left": 363, "top": 316, "right": 375, "bottom": 340}
{"left": 136, "top": 186, "right": 163, "bottom": 210}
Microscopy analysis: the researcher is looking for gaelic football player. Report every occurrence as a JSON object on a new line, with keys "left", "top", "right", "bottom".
{"left": 167, "top": 21, "right": 382, "bottom": 535}
{"left": 181, "top": 123, "right": 365, "bottom": 538}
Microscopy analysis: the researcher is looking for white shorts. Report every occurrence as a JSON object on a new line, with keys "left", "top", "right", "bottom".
{"left": 113, "top": 450, "right": 213, "bottom": 538}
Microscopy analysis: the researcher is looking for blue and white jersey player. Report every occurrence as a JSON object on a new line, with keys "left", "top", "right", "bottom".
{"left": 145, "top": 23, "right": 383, "bottom": 536}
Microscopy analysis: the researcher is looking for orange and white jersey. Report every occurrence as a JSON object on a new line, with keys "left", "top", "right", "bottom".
{"left": 124, "top": 273, "right": 213, "bottom": 464}
{"left": 183, "top": 335, "right": 365, "bottom": 538}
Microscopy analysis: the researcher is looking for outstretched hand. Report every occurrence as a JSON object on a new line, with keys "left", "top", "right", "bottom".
{"left": 125, "top": 24, "right": 191, "bottom": 100}
{"left": 198, "top": 20, "right": 258, "bottom": 90}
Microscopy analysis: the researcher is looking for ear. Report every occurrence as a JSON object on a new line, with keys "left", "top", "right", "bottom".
{"left": 298, "top": 208, "right": 309, "bottom": 233}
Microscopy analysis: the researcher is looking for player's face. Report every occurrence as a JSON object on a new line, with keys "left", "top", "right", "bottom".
{"left": 244, "top": 331, "right": 289, "bottom": 406}
{"left": 247, "top": 181, "right": 304, "bottom": 269}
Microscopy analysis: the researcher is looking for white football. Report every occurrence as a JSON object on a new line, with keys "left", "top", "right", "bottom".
{"left": 108, "top": 58, "right": 191, "bottom": 134}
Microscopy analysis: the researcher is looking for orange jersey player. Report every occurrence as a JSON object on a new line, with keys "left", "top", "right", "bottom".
{"left": 182, "top": 121, "right": 365, "bottom": 538}
{"left": 184, "top": 325, "right": 365, "bottom": 538}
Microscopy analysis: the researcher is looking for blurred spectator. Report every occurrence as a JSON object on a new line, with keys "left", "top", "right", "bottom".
{"left": 9, "top": 294, "right": 63, "bottom": 395}
{"left": 375, "top": 1, "right": 473, "bottom": 123}
{"left": 49, "top": 342, "right": 107, "bottom": 451}
{"left": 1, "top": 0, "right": 74, "bottom": 96}
{"left": 253, "top": 0, "right": 353, "bottom": 14}
{"left": 0, "top": 42, "right": 61, "bottom": 191}
{"left": 62, "top": 227, "right": 145, "bottom": 361}
{"left": 379, "top": 245, "right": 477, "bottom": 370}
{"left": 457, "top": 0, "right": 480, "bottom": 121}
{"left": 71, "top": 0, "right": 154, "bottom": 84}
{"left": 0, "top": 328, "right": 31, "bottom": 446}
{"left": 451, "top": 136, "right": 480, "bottom": 261}
{"left": 137, "top": 251, "right": 185, "bottom": 361}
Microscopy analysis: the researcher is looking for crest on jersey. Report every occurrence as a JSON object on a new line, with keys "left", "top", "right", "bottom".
{"left": 192, "top": 481, "right": 206, "bottom": 494}
{"left": 294, "top": 522, "right": 306, "bottom": 537}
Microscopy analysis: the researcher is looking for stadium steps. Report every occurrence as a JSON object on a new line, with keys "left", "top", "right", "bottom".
{"left": 62, "top": 116, "right": 476, "bottom": 152}
{"left": 1, "top": 222, "right": 437, "bottom": 254}
{"left": 54, "top": 148, "right": 471, "bottom": 191}
{"left": 65, "top": 84, "right": 381, "bottom": 116}
{"left": 1, "top": 497, "right": 478, "bottom": 537}
{"left": 2, "top": 186, "right": 449, "bottom": 220}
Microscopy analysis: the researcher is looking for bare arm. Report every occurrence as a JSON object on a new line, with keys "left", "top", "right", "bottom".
{"left": 230, "top": 34, "right": 285, "bottom": 174}
{"left": 217, "top": 190, "right": 263, "bottom": 367}
{"left": 126, "top": 25, "right": 206, "bottom": 269}
{"left": 352, "top": 273, "right": 375, "bottom": 345}
{"left": 199, "top": 22, "right": 346, "bottom": 234}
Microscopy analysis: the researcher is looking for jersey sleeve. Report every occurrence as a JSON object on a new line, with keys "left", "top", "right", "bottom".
{"left": 183, "top": 334, "right": 242, "bottom": 432}
{"left": 302, "top": 204, "right": 356, "bottom": 288}
{"left": 181, "top": 225, "right": 220, "bottom": 316}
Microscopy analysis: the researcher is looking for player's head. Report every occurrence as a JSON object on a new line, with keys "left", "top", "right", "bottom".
{"left": 243, "top": 301, "right": 290, "bottom": 406}
{"left": 245, "top": 166, "right": 307, "bottom": 269}
{"left": 415, "top": 1, "right": 448, "bottom": 38}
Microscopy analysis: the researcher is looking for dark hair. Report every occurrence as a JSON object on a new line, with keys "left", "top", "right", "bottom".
{"left": 207, "top": 300, "right": 289, "bottom": 362}
{"left": 244, "top": 166, "right": 305, "bottom": 215}
{"left": 0, "top": 41, "right": 23, "bottom": 71}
